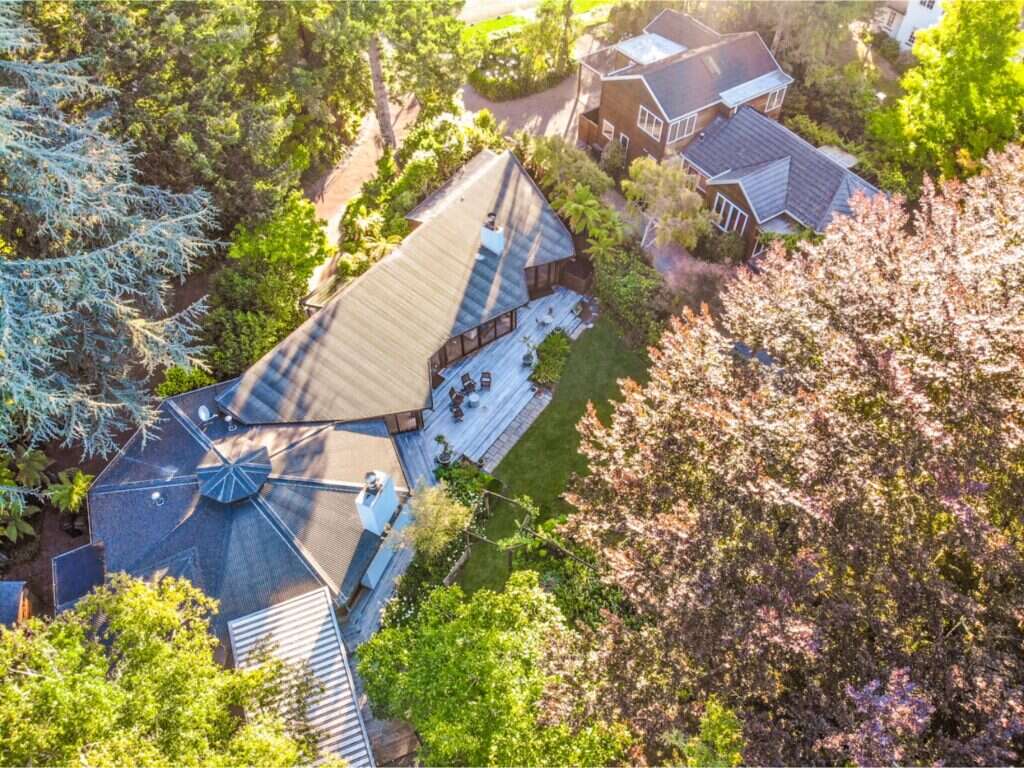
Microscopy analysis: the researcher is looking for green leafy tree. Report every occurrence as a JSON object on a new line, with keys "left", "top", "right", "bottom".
{"left": 29, "top": 0, "right": 371, "bottom": 228}
{"left": 402, "top": 481, "right": 474, "bottom": 560}
{"left": 554, "top": 184, "right": 607, "bottom": 235}
{"left": 623, "top": 156, "right": 712, "bottom": 250}
{"left": 47, "top": 468, "right": 93, "bottom": 516}
{"left": 0, "top": 575, "right": 320, "bottom": 766}
{"left": 0, "top": 462, "right": 38, "bottom": 544}
{"left": 674, "top": 697, "right": 745, "bottom": 768}
{"left": 874, "top": 0, "right": 1024, "bottom": 179}
{"left": 205, "top": 191, "right": 333, "bottom": 376}
{"left": 156, "top": 366, "right": 218, "bottom": 398}
{"left": 358, "top": 571, "right": 632, "bottom": 766}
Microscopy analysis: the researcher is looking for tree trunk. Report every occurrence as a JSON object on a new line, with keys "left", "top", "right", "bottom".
{"left": 368, "top": 34, "right": 396, "bottom": 150}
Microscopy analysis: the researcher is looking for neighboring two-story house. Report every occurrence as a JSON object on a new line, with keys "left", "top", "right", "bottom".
{"left": 578, "top": 9, "right": 792, "bottom": 163}
{"left": 679, "top": 106, "right": 882, "bottom": 259}
{"left": 874, "top": 0, "right": 944, "bottom": 51}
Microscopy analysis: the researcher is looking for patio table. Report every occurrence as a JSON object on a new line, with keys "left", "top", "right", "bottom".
{"left": 466, "top": 392, "right": 481, "bottom": 408}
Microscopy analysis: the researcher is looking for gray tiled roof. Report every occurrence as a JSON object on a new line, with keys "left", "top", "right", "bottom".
{"left": 643, "top": 9, "right": 721, "bottom": 49}
{"left": 625, "top": 32, "right": 787, "bottom": 120}
{"left": 52, "top": 543, "right": 105, "bottom": 613}
{"left": 682, "top": 106, "right": 881, "bottom": 231}
{"left": 219, "top": 150, "right": 574, "bottom": 426}
{"left": 86, "top": 383, "right": 408, "bottom": 639}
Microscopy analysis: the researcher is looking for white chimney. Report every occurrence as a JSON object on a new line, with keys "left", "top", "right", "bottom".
{"left": 356, "top": 471, "right": 398, "bottom": 536}
{"left": 480, "top": 211, "right": 505, "bottom": 256}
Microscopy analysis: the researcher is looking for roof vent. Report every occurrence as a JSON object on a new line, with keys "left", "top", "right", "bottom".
{"left": 151, "top": 490, "right": 165, "bottom": 507}
{"left": 197, "top": 405, "right": 213, "bottom": 423}
{"left": 365, "top": 471, "right": 381, "bottom": 494}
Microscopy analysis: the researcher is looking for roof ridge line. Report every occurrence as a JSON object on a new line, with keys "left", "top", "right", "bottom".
{"left": 90, "top": 475, "right": 199, "bottom": 495}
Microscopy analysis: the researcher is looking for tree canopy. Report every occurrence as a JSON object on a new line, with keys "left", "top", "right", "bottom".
{"left": 358, "top": 571, "right": 633, "bottom": 766}
{"left": 873, "top": 0, "right": 1024, "bottom": 179}
{"left": 0, "top": 575, "right": 319, "bottom": 766}
{"left": 28, "top": 0, "right": 372, "bottom": 228}
{"left": 0, "top": 4, "right": 216, "bottom": 457}
{"left": 623, "top": 156, "right": 712, "bottom": 250}
{"left": 558, "top": 146, "right": 1024, "bottom": 764}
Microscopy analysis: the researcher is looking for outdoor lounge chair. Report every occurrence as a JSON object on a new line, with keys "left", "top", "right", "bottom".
{"left": 461, "top": 373, "right": 476, "bottom": 393}
{"left": 449, "top": 387, "right": 464, "bottom": 407}
{"left": 451, "top": 405, "right": 465, "bottom": 422}
{"left": 480, "top": 371, "right": 492, "bottom": 390}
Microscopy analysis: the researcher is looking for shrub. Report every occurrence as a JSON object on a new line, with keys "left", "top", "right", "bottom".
{"left": 156, "top": 366, "right": 217, "bottom": 398}
{"left": 594, "top": 248, "right": 665, "bottom": 345}
{"left": 204, "top": 308, "right": 289, "bottom": 379}
{"left": 599, "top": 140, "right": 627, "bottom": 179}
{"left": 871, "top": 33, "right": 902, "bottom": 66}
{"left": 693, "top": 230, "right": 746, "bottom": 265}
{"left": 381, "top": 464, "right": 495, "bottom": 628}
{"left": 531, "top": 330, "right": 572, "bottom": 386}
{"left": 784, "top": 113, "right": 846, "bottom": 149}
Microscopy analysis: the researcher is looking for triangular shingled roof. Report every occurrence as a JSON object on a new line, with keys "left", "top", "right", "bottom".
{"left": 218, "top": 150, "right": 574, "bottom": 426}
{"left": 682, "top": 106, "right": 881, "bottom": 231}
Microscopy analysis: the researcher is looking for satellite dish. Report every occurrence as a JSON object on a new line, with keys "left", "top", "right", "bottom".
{"left": 197, "top": 405, "right": 212, "bottom": 423}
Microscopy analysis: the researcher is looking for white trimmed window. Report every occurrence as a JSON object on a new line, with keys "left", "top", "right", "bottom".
{"left": 885, "top": 9, "right": 898, "bottom": 28}
{"left": 919, "top": 0, "right": 934, "bottom": 8}
{"left": 601, "top": 120, "right": 614, "bottom": 140}
{"left": 667, "top": 112, "right": 698, "bottom": 144}
{"left": 619, "top": 132, "right": 629, "bottom": 150}
{"left": 637, "top": 105, "right": 663, "bottom": 141}
{"left": 713, "top": 192, "right": 748, "bottom": 235}
{"left": 765, "top": 87, "right": 787, "bottom": 111}
{"left": 908, "top": 29, "right": 917, "bottom": 45}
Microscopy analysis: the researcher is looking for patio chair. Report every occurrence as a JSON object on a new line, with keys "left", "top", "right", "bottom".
{"left": 480, "top": 371, "right": 492, "bottom": 391}
{"left": 461, "top": 372, "right": 476, "bottom": 393}
{"left": 449, "top": 387, "right": 464, "bottom": 407}
{"left": 451, "top": 405, "right": 465, "bottom": 422}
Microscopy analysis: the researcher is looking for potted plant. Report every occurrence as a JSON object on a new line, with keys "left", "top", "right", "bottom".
{"left": 435, "top": 435, "right": 455, "bottom": 467}
{"left": 522, "top": 335, "right": 537, "bottom": 367}
{"left": 50, "top": 468, "right": 93, "bottom": 537}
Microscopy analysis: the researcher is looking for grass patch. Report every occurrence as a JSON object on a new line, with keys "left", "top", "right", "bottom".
{"left": 457, "top": 316, "right": 649, "bottom": 593}
{"left": 463, "top": 14, "right": 527, "bottom": 42}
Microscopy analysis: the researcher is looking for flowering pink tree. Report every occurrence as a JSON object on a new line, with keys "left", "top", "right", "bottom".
{"left": 558, "top": 147, "right": 1024, "bottom": 764}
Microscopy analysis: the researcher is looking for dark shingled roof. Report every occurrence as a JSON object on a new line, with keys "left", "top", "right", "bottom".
{"left": 218, "top": 150, "right": 574, "bottom": 426}
{"left": 0, "top": 581, "right": 25, "bottom": 626}
{"left": 85, "top": 383, "right": 409, "bottom": 638}
{"left": 681, "top": 106, "right": 881, "bottom": 232}
{"left": 629, "top": 32, "right": 788, "bottom": 120}
{"left": 52, "top": 543, "right": 105, "bottom": 613}
{"left": 643, "top": 9, "right": 722, "bottom": 49}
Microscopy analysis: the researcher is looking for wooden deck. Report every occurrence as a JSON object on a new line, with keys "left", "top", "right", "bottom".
{"left": 395, "top": 287, "right": 587, "bottom": 486}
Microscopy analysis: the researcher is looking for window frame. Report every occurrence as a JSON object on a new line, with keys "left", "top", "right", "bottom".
{"left": 712, "top": 192, "right": 749, "bottom": 236}
{"left": 908, "top": 29, "right": 917, "bottom": 45}
{"left": 667, "top": 112, "right": 698, "bottom": 144}
{"left": 919, "top": 0, "right": 934, "bottom": 8}
{"left": 601, "top": 119, "right": 615, "bottom": 140}
{"left": 636, "top": 105, "right": 664, "bottom": 141}
{"left": 619, "top": 132, "right": 630, "bottom": 150}
{"left": 765, "top": 87, "right": 787, "bottom": 111}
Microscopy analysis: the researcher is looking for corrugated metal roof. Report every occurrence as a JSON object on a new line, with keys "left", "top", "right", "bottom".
{"left": 218, "top": 150, "right": 574, "bottom": 426}
{"left": 719, "top": 69, "right": 793, "bottom": 107}
{"left": 682, "top": 107, "right": 881, "bottom": 231}
{"left": 228, "top": 588, "right": 374, "bottom": 768}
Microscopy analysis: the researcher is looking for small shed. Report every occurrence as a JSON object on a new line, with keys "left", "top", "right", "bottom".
{"left": 0, "top": 581, "right": 33, "bottom": 627}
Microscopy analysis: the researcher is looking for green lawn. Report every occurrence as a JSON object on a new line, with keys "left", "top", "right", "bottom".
{"left": 457, "top": 317, "right": 649, "bottom": 593}
{"left": 463, "top": 14, "right": 528, "bottom": 42}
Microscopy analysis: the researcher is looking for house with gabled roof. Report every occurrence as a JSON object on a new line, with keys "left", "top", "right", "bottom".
{"left": 578, "top": 9, "right": 792, "bottom": 163}
{"left": 49, "top": 148, "right": 585, "bottom": 765}
{"left": 679, "top": 106, "right": 882, "bottom": 258}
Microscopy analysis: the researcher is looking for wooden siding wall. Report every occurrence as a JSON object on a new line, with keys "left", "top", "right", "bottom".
{"left": 586, "top": 81, "right": 787, "bottom": 160}
{"left": 700, "top": 182, "right": 760, "bottom": 257}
